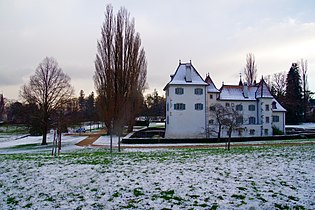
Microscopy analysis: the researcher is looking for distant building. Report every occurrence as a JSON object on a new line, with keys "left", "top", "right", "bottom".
{"left": 164, "top": 61, "right": 286, "bottom": 138}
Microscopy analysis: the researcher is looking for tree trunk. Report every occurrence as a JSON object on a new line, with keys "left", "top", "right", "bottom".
{"left": 110, "top": 131, "right": 112, "bottom": 153}
{"left": 217, "top": 125, "right": 221, "bottom": 142}
{"left": 42, "top": 124, "right": 48, "bottom": 145}
{"left": 227, "top": 137, "right": 231, "bottom": 151}
{"left": 227, "top": 130, "right": 232, "bottom": 151}
{"left": 118, "top": 135, "right": 121, "bottom": 152}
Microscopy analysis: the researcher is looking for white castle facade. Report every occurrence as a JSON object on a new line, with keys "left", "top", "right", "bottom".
{"left": 163, "top": 62, "right": 286, "bottom": 139}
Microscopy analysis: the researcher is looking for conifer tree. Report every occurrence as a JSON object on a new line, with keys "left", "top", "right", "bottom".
{"left": 285, "top": 63, "right": 303, "bottom": 124}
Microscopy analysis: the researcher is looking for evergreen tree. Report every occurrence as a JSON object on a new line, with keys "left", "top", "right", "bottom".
{"left": 285, "top": 63, "right": 303, "bottom": 124}
{"left": 86, "top": 92, "right": 97, "bottom": 121}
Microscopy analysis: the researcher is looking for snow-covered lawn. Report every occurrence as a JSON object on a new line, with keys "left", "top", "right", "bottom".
{"left": 0, "top": 144, "right": 314, "bottom": 209}
{"left": 0, "top": 134, "right": 85, "bottom": 154}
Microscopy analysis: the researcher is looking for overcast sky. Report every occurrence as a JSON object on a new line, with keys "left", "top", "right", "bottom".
{"left": 1, "top": 0, "right": 315, "bottom": 100}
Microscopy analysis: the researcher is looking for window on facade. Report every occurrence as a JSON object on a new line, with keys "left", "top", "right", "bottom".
{"left": 167, "top": 103, "right": 169, "bottom": 111}
{"left": 209, "top": 106, "right": 216, "bottom": 111}
{"left": 175, "top": 87, "right": 184, "bottom": 95}
{"left": 236, "top": 116, "right": 243, "bottom": 124}
{"left": 195, "top": 103, "right": 203, "bottom": 110}
{"left": 225, "top": 103, "right": 230, "bottom": 107}
{"left": 236, "top": 104, "right": 243, "bottom": 111}
{"left": 250, "top": 129, "right": 255, "bottom": 135}
{"left": 174, "top": 103, "right": 185, "bottom": 110}
{"left": 266, "top": 116, "right": 270, "bottom": 123}
{"left": 272, "top": 101, "right": 277, "bottom": 109}
{"left": 249, "top": 117, "right": 256, "bottom": 124}
{"left": 238, "top": 129, "right": 243, "bottom": 136}
{"left": 272, "top": 115, "right": 280, "bottom": 122}
{"left": 210, "top": 94, "right": 213, "bottom": 99}
{"left": 264, "top": 129, "right": 269, "bottom": 135}
{"left": 194, "top": 88, "right": 203, "bottom": 95}
{"left": 166, "top": 116, "right": 169, "bottom": 124}
{"left": 248, "top": 105, "right": 255, "bottom": 111}
{"left": 265, "top": 104, "right": 270, "bottom": 111}
{"left": 209, "top": 119, "right": 214, "bottom": 124}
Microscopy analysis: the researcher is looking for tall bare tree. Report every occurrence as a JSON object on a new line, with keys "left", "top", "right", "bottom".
{"left": 271, "top": 72, "right": 286, "bottom": 103}
{"left": 94, "top": 5, "right": 147, "bottom": 151}
{"left": 300, "top": 59, "right": 310, "bottom": 122}
{"left": 244, "top": 53, "right": 257, "bottom": 85}
{"left": 21, "top": 57, "right": 74, "bottom": 145}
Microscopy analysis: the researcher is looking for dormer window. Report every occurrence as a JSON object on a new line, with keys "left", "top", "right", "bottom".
{"left": 175, "top": 88, "right": 184, "bottom": 95}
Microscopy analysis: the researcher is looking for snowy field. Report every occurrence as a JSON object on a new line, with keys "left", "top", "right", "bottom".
{"left": 0, "top": 140, "right": 314, "bottom": 209}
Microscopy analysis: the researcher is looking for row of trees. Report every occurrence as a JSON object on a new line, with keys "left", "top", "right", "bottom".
{"left": 0, "top": 5, "right": 149, "bottom": 146}
{"left": 244, "top": 53, "right": 314, "bottom": 124}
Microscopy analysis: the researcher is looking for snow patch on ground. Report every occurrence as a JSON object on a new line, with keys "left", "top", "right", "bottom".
{"left": 0, "top": 146, "right": 314, "bottom": 209}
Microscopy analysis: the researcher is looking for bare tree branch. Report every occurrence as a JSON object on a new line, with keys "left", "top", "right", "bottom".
{"left": 20, "top": 57, "right": 74, "bottom": 145}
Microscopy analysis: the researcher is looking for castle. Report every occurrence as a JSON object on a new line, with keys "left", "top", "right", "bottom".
{"left": 163, "top": 61, "right": 286, "bottom": 138}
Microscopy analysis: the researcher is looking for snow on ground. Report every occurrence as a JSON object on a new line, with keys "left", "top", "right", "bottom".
{"left": 286, "top": 123, "right": 315, "bottom": 130}
{"left": 0, "top": 145, "right": 314, "bottom": 209}
{"left": 0, "top": 133, "right": 85, "bottom": 154}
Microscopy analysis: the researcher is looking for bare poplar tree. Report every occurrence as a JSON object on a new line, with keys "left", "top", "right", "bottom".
{"left": 244, "top": 53, "right": 257, "bottom": 85}
{"left": 300, "top": 59, "right": 310, "bottom": 122}
{"left": 21, "top": 57, "right": 74, "bottom": 145}
{"left": 94, "top": 5, "right": 147, "bottom": 151}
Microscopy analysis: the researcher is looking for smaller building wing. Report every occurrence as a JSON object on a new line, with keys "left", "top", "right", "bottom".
{"left": 272, "top": 99, "right": 286, "bottom": 112}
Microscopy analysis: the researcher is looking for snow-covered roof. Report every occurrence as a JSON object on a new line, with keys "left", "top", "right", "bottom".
{"left": 164, "top": 63, "right": 207, "bottom": 90}
{"left": 218, "top": 78, "right": 274, "bottom": 101}
{"left": 219, "top": 85, "right": 257, "bottom": 101}
{"left": 205, "top": 75, "right": 220, "bottom": 93}
{"left": 272, "top": 99, "right": 286, "bottom": 112}
{"left": 255, "top": 79, "right": 273, "bottom": 98}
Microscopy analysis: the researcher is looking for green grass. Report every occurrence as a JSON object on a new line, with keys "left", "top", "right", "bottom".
{"left": 0, "top": 125, "right": 29, "bottom": 134}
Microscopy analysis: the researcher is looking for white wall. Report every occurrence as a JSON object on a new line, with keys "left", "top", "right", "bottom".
{"left": 272, "top": 112, "right": 286, "bottom": 134}
{"left": 207, "top": 97, "right": 275, "bottom": 138}
{"left": 165, "top": 85, "right": 206, "bottom": 138}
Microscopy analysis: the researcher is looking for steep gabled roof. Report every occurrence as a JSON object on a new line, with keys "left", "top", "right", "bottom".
{"left": 255, "top": 78, "right": 273, "bottom": 98}
{"left": 163, "top": 62, "right": 207, "bottom": 90}
{"left": 205, "top": 74, "right": 220, "bottom": 93}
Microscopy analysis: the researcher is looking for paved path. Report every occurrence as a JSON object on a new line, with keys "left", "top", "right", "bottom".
{"left": 74, "top": 129, "right": 107, "bottom": 147}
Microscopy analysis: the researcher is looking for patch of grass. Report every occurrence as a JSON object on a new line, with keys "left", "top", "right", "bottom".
{"left": 231, "top": 194, "right": 246, "bottom": 200}
{"left": 133, "top": 188, "right": 144, "bottom": 197}
{"left": 112, "top": 191, "right": 121, "bottom": 198}
{"left": 237, "top": 186, "right": 247, "bottom": 191}
{"left": 22, "top": 203, "right": 33, "bottom": 208}
{"left": 288, "top": 195, "right": 299, "bottom": 201}
{"left": 275, "top": 203, "right": 290, "bottom": 209}
{"left": 210, "top": 203, "right": 219, "bottom": 210}
{"left": 160, "top": 189, "right": 175, "bottom": 200}
{"left": 7, "top": 196, "right": 19, "bottom": 205}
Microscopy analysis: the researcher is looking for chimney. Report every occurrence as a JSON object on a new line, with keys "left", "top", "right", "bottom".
{"left": 243, "top": 82, "right": 248, "bottom": 98}
{"left": 185, "top": 64, "right": 192, "bottom": 82}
